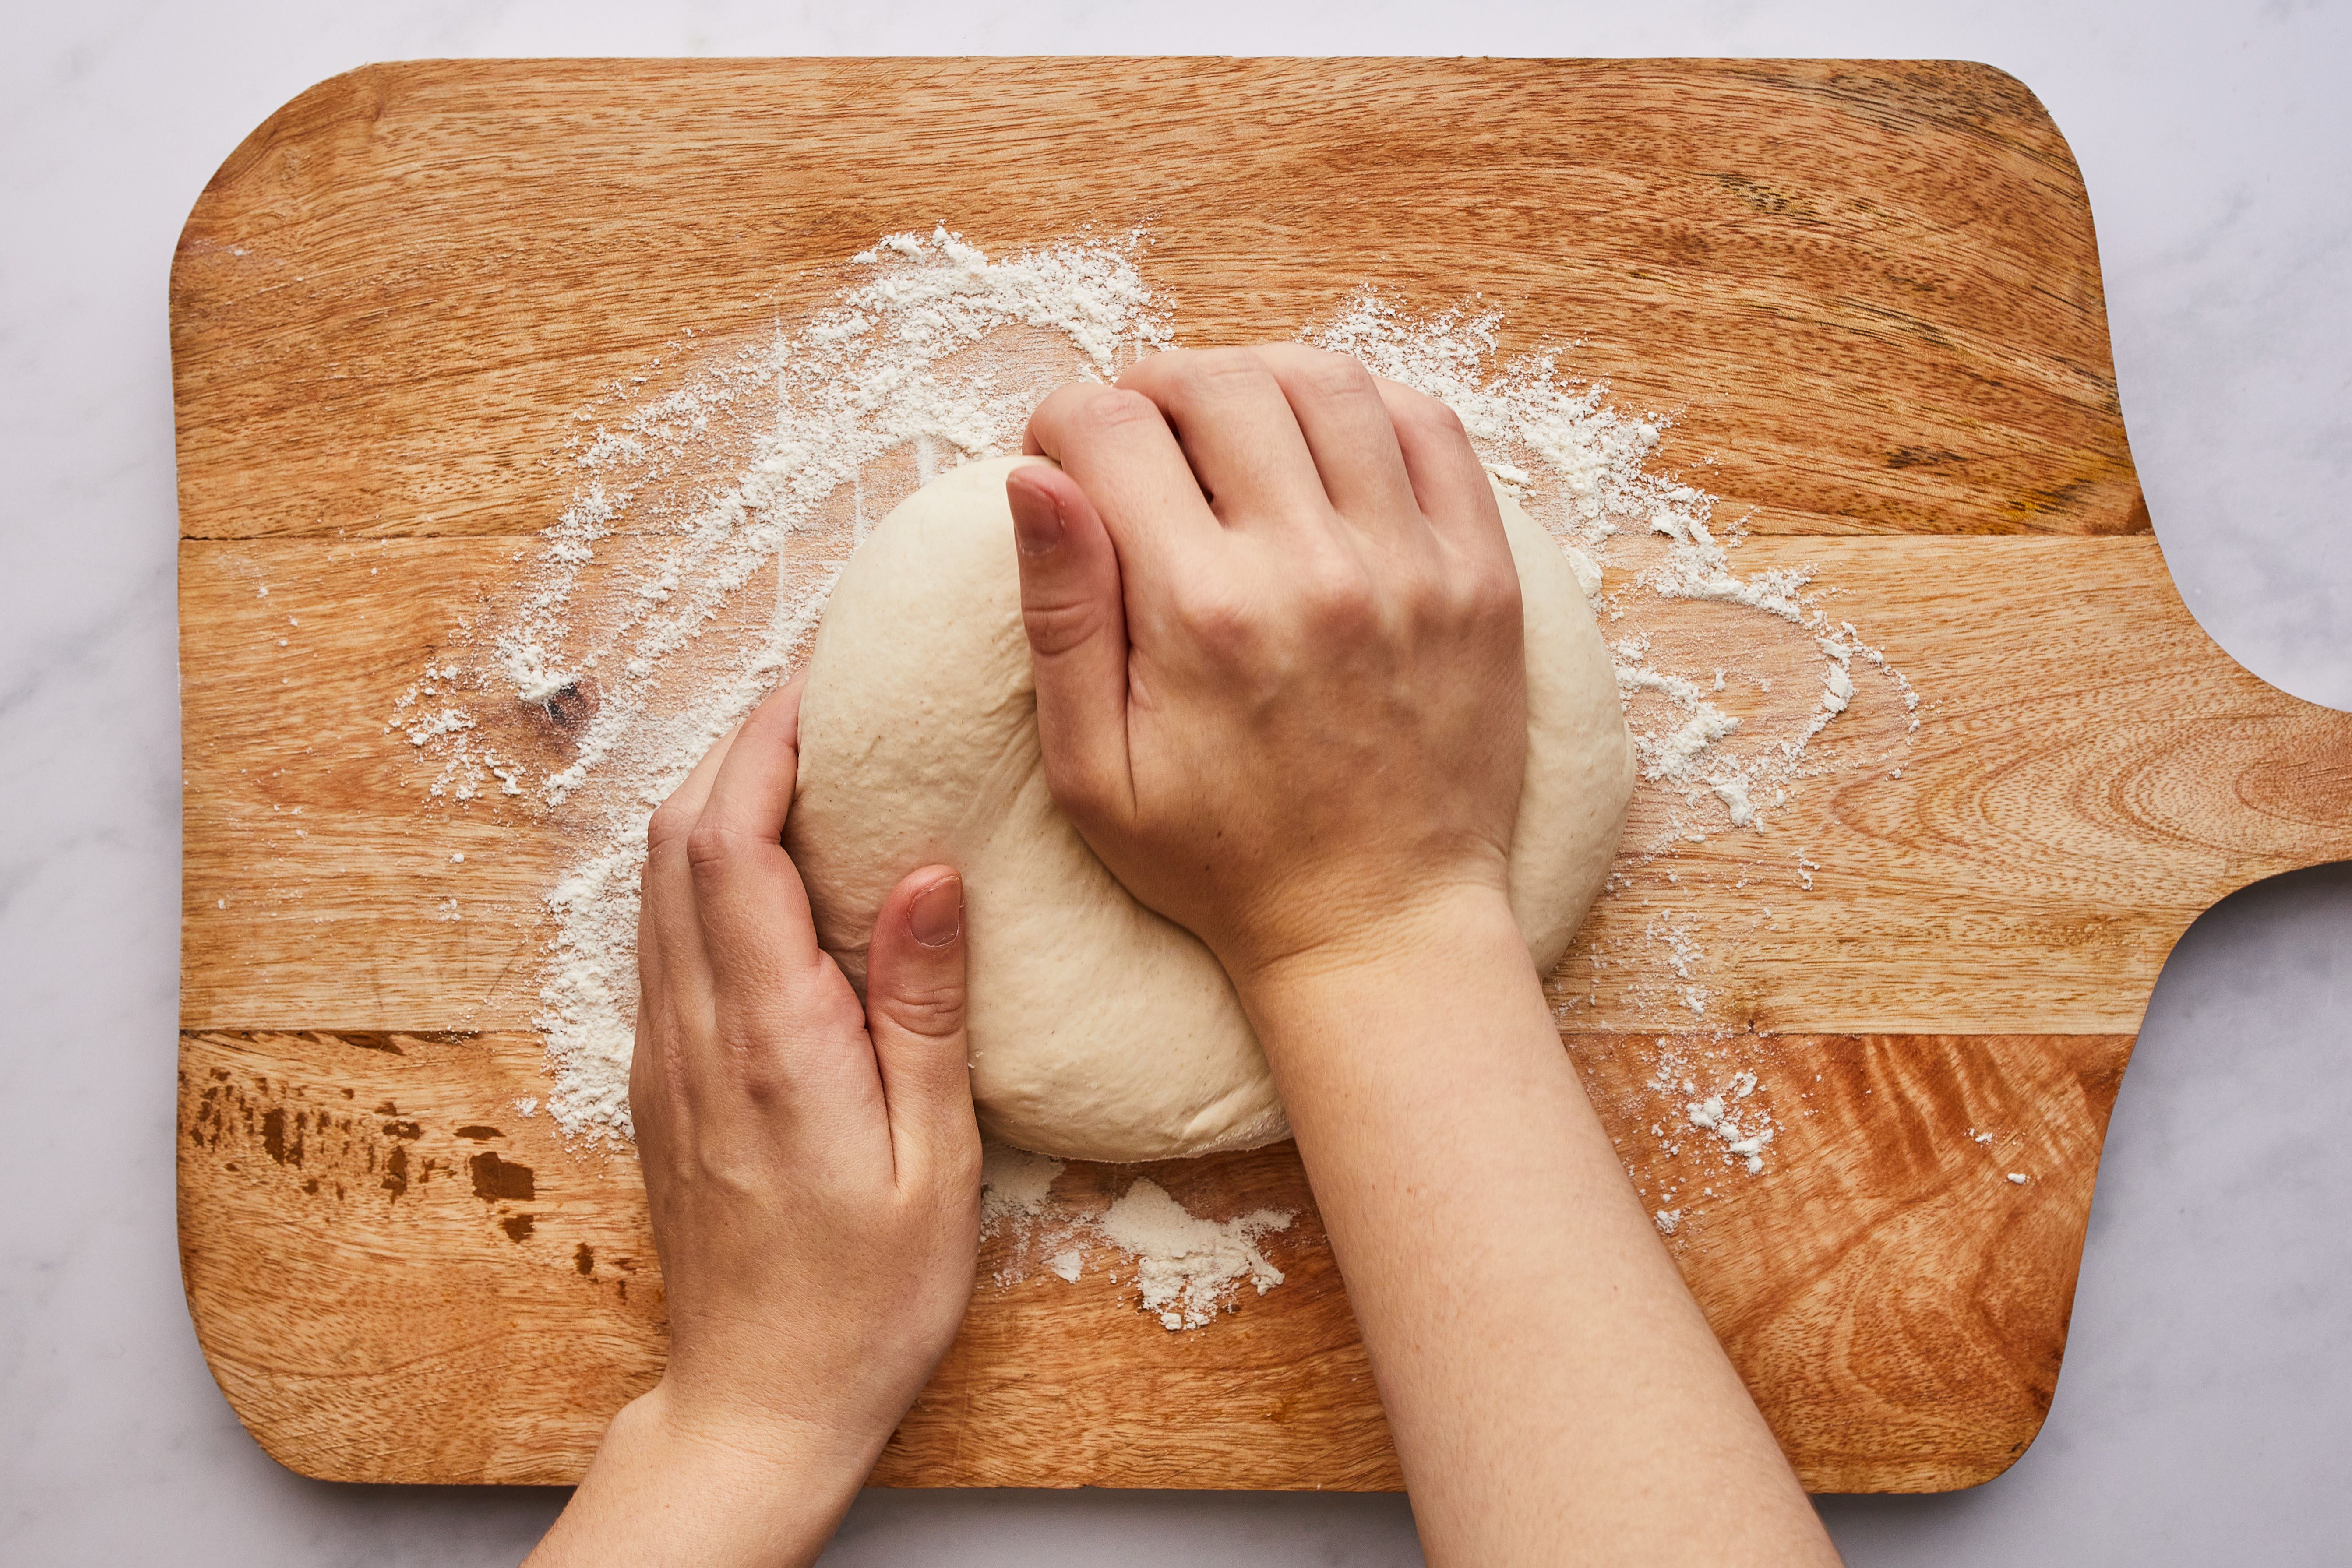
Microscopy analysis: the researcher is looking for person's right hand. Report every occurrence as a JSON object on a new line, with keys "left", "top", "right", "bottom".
{"left": 1007, "top": 345, "right": 1529, "bottom": 988}
{"left": 1010, "top": 346, "right": 1841, "bottom": 1568}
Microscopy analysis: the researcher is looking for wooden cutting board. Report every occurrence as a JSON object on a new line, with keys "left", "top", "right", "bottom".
{"left": 173, "top": 57, "right": 2352, "bottom": 1494}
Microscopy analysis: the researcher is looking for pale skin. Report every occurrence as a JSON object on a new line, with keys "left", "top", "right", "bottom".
{"left": 528, "top": 346, "right": 1842, "bottom": 1568}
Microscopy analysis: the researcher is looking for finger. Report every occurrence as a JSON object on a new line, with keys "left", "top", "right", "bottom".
{"left": 689, "top": 677, "right": 833, "bottom": 1011}
{"left": 1116, "top": 348, "right": 1329, "bottom": 530}
{"left": 638, "top": 716, "right": 746, "bottom": 1057}
{"left": 1253, "top": 345, "right": 1420, "bottom": 530}
{"left": 643, "top": 709, "right": 744, "bottom": 985}
{"left": 699, "top": 677, "right": 805, "bottom": 846}
{"left": 1007, "top": 464, "right": 1135, "bottom": 826}
{"left": 1373, "top": 377, "right": 1509, "bottom": 562}
{"left": 863, "top": 866, "right": 981, "bottom": 1192}
{"left": 652, "top": 712, "right": 745, "bottom": 844}
{"left": 626, "top": 996, "right": 677, "bottom": 1169}
{"left": 1026, "top": 380, "right": 1218, "bottom": 571}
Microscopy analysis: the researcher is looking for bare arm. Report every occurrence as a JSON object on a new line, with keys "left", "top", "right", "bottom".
{"left": 1011, "top": 345, "right": 1840, "bottom": 1567}
{"left": 1246, "top": 909, "right": 1830, "bottom": 1563}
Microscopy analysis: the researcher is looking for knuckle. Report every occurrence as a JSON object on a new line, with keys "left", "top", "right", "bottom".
{"left": 683, "top": 822, "right": 740, "bottom": 874}
{"left": 879, "top": 977, "right": 966, "bottom": 1042}
{"left": 1298, "top": 350, "right": 1378, "bottom": 403}
{"left": 1178, "top": 347, "right": 1275, "bottom": 399}
{"left": 1298, "top": 557, "right": 1379, "bottom": 634}
{"left": 1172, "top": 583, "right": 1253, "bottom": 652}
{"left": 645, "top": 798, "right": 696, "bottom": 852}
{"left": 806, "top": 982, "right": 872, "bottom": 1043}
{"left": 1477, "top": 561, "right": 1525, "bottom": 622}
{"left": 941, "top": 1129, "right": 984, "bottom": 1194}
{"left": 1020, "top": 592, "right": 1107, "bottom": 659}
{"left": 1072, "top": 387, "right": 1165, "bottom": 442}
{"left": 1432, "top": 558, "right": 1517, "bottom": 634}
{"left": 717, "top": 1034, "right": 790, "bottom": 1103}
{"left": 1039, "top": 743, "right": 1132, "bottom": 840}
{"left": 1399, "top": 391, "right": 1469, "bottom": 442}
{"left": 1040, "top": 751, "right": 1109, "bottom": 823}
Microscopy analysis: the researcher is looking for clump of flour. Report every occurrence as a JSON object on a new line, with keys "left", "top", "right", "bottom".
{"left": 1640, "top": 1046, "right": 1781, "bottom": 1167}
{"left": 1609, "top": 1035, "right": 1799, "bottom": 1237}
{"left": 980, "top": 1143, "right": 1064, "bottom": 1230}
{"left": 1681, "top": 1068, "right": 1776, "bottom": 1176}
{"left": 1098, "top": 1180, "right": 1293, "bottom": 1330}
{"left": 978, "top": 1147, "right": 1294, "bottom": 1330}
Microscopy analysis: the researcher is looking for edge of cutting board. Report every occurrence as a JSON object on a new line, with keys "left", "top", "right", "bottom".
{"left": 172, "top": 56, "right": 2352, "bottom": 1492}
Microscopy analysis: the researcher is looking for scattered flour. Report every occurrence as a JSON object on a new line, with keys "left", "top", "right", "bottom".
{"left": 1306, "top": 289, "right": 1918, "bottom": 868}
{"left": 387, "top": 225, "right": 1932, "bottom": 1221}
{"left": 1613, "top": 1036, "right": 1792, "bottom": 1237}
{"left": 442, "top": 228, "right": 1172, "bottom": 1142}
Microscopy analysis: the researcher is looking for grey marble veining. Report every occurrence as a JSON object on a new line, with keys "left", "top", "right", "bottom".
{"left": 2, "top": 3, "right": 2345, "bottom": 1563}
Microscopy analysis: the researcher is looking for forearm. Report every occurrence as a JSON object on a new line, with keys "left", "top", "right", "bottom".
{"left": 1241, "top": 892, "right": 1837, "bottom": 1568}
{"left": 525, "top": 1384, "right": 874, "bottom": 1568}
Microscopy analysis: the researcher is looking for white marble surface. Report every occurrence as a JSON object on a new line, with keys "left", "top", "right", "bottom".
{"left": 3, "top": 2, "right": 2345, "bottom": 1561}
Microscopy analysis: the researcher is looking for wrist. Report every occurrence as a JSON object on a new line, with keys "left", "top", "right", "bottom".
{"left": 1225, "top": 878, "right": 1527, "bottom": 1024}
{"left": 532, "top": 1381, "right": 876, "bottom": 1568}
{"left": 625, "top": 1377, "right": 882, "bottom": 1496}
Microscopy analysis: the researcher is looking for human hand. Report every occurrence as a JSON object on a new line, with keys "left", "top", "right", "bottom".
{"left": 1008, "top": 345, "right": 1528, "bottom": 990}
{"left": 1008, "top": 350, "right": 1838, "bottom": 1568}
{"left": 529, "top": 677, "right": 980, "bottom": 1568}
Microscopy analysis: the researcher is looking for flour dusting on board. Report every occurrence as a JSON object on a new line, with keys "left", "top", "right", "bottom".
{"left": 394, "top": 225, "right": 1929, "bottom": 1304}
{"left": 1307, "top": 290, "right": 1918, "bottom": 859}
{"left": 406, "top": 229, "right": 1173, "bottom": 1144}
{"left": 1306, "top": 292, "right": 1918, "bottom": 1221}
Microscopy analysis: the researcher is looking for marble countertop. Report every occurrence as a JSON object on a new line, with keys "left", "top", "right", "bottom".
{"left": 4, "top": 3, "right": 2345, "bottom": 1562}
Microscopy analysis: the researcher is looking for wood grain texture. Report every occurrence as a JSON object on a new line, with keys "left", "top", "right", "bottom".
{"left": 180, "top": 534, "right": 2352, "bottom": 1033}
{"left": 173, "top": 58, "right": 2139, "bottom": 545}
{"left": 177, "top": 1027, "right": 2129, "bottom": 1492}
{"left": 173, "top": 58, "right": 2352, "bottom": 1492}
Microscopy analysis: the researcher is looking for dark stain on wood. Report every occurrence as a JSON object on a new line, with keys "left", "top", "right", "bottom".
{"left": 469, "top": 1152, "right": 536, "bottom": 1203}
{"left": 539, "top": 679, "right": 597, "bottom": 732}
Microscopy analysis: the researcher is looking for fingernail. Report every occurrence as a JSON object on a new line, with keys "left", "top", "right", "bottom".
{"left": 910, "top": 875, "right": 964, "bottom": 948}
{"left": 1010, "top": 479, "right": 1065, "bottom": 556}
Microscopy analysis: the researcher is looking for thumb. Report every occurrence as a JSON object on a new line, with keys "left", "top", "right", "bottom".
{"left": 865, "top": 867, "right": 980, "bottom": 1187}
{"left": 1006, "top": 464, "right": 1133, "bottom": 824}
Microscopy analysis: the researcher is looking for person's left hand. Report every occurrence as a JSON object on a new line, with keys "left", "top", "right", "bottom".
{"left": 529, "top": 676, "right": 982, "bottom": 1568}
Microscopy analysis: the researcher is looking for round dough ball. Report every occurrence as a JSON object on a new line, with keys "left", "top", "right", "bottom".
{"left": 787, "top": 455, "right": 1633, "bottom": 1162}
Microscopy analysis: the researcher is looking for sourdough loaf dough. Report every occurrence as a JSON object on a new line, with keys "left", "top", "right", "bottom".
{"left": 787, "top": 455, "right": 1633, "bottom": 1162}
